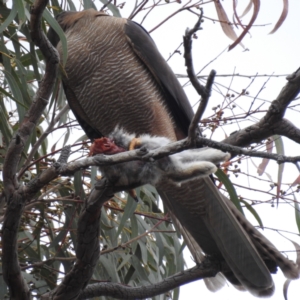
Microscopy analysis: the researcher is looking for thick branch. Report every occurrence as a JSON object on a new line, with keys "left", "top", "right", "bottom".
{"left": 78, "top": 261, "right": 219, "bottom": 299}
{"left": 188, "top": 69, "right": 216, "bottom": 142}
{"left": 1, "top": 0, "right": 58, "bottom": 298}
{"left": 223, "top": 68, "right": 300, "bottom": 147}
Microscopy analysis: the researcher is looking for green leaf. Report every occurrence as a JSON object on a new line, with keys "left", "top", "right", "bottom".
{"left": 100, "top": 0, "right": 121, "bottom": 17}
{"left": 14, "top": 60, "right": 32, "bottom": 106}
{"left": 294, "top": 196, "right": 300, "bottom": 234}
{"left": 83, "top": 0, "right": 97, "bottom": 10}
{"left": 74, "top": 170, "right": 85, "bottom": 199}
{"left": 116, "top": 252, "right": 132, "bottom": 273}
{"left": 240, "top": 198, "right": 263, "bottom": 228}
{"left": 99, "top": 255, "right": 120, "bottom": 283}
{"left": 0, "top": 5, "right": 17, "bottom": 34}
{"left": 115, "top": 196, "right": 137, "bottom": 240}
{"left": 0, "top": 99, "right": 13, "bottom": 145}
{"left": 215, "top": 168, "right": 244, "bottom": 215}
{"left": 130, "top": 254, "right": 152, "bottom": 284}
{"left": 91, "top": 166, "right": 98, "bottom": 189}
{"left": 64, "top": 205, "right": 78, "bottom": 250}
{"left": 7, "top": 23, "right": 21, "bottom": 60}
{"left": 14, "top": 0, "right": 26, "bottom": 26}
{"left": 63, "top": 127, "right": 70, "bottom": 146}
{"left": 0, "top": 86, "right": 17, "bottom": 101}
{"left": 22, "top": 272, "right": 49, "bottom": 295}
{"left": 129, "top": 214, "right": 138, "bottom": 252}
{"left": 154, "top": 230, "right": 164, "bottom": 265}
{"left": 273, "top": 135, "right": 284, "bottom": 205}
{"left": 66, "top": 0, "right": 77, "bottom": 11}
{"left": 43, "top": 8, "right": 68, "bottom": 66}
{"left": 20, "top": 49, "right": 43, "bottom": 67}
{"left": 2, "top": 70, "right": 27, "bottom": 112}
{"left": 137, "top": 240, "right": 148, "bottom": 265}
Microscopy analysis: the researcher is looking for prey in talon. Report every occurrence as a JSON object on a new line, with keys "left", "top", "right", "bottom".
{"left": 89, "top": 127, "right": 230, "bottom": 188}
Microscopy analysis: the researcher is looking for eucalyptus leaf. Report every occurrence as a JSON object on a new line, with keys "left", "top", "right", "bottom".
{"left": 43, "top": 9, "right": 68, "bottom": 66}
{"left": 0, "top": 4, "right": 17, "bottom": 34}
{"left": 14, "top": 0, "right": 26, "bottom": 26}
{"left": 100, "top": 0, "right": 121, "bottom": 17}
{"left": 115, "top": 196, "right": 137, "bottom": 240}
{"left": 215, "top": 168, "right": 244, "bottom": 215}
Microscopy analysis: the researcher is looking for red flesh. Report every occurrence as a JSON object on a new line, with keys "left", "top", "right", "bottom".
{"left": 89, "top": 137, "right": 126, "bottom": 156}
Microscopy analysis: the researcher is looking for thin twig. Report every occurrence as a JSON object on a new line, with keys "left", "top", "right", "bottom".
{"left": 183, "top": 8, "right": 207, "bottom": 98}
{"left": 78, "top": 259, "right": 219, "bottom": 299}
{"left": 183, "top": 9, "right": 216, "bottom": 142}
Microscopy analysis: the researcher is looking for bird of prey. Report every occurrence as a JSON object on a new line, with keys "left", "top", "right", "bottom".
{"left": 48, "top": 8, "right": 298, "bottom": 297}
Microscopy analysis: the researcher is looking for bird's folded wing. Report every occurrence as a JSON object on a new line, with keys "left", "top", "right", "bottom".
{"left": 168, "top": 209, "right": 227, "bottom": 292}
{"left": 157, "top": 176, "right": 275, "bottom": 297}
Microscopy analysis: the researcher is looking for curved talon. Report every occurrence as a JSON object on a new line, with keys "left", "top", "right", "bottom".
{"left": 129, "top": 137, "right": 142, "bottom": 150}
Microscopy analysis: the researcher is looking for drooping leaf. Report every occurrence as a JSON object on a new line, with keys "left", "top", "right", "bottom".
{"left": 0, "top": 99, "right": 13, "bottom": 145}
{"left": 294, "top": 196, "right": 300, "bottom": 234}
{"left": 99, "top": 254, "right": 121, "bottom": 283}
{"left": 239, "top": 0, "right": 253, "bottom": 18}
{"left": 14, "top": 0, "right": 26, "bottom": 26}
{"left": 83, "top": 0, "right": 97, "bottom": 10}
{"left": 283, "top": 278, "right": 291, "bottom": 300}
{"left": 274, "top": 135, "right": 284, "bottom": 205}
{"left": 43, "top": 8, "right": 68, "bottom": 66}
{"left": 74, "top": 170, "right": 85, "bottom": 199}
{"left": 233, "top": 1, "right": 246, "bottom": 30}
{"left": 257, "top": 137, "right": 273, "bottom": 176}
{"left": 0, "top": 5, "right": 17, "bottom": 34}
{"left": 214, "top": 0, "right": 244, "bottom": 49}
{"left": 215, "top": 168, "right": 244, "bottom": 215}
{"left": 100, "top": 0, "right": 121, "bottom": 17}
{"left": 240, "top": 198, "right": 263, "bottom": 228}
{"left": 283, "top": 237, "right": 300, "bottom": 300}
{"left": 66, "top": 0, "right": 77, "bottom": 12}
{"left": 2, "top": 70, "right": 26, "bottom": 113}
{"left": 269, "top": 0, "right": 289, "bottom": 34}
{"left": 115, "top": 196, "right": 138, "bottom": 240}
{"left": 131, "top": 254, "right": 152, "bottom": 284}
{"left": 229, "top": 0, "right": 261, "bottom": 51}
{"left": 291, "top": 174, "right": 300, "bottom": 187}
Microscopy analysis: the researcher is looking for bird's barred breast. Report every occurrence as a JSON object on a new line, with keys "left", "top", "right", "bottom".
{"left": 58, "top": 14, "right": 176, "bottom": 140}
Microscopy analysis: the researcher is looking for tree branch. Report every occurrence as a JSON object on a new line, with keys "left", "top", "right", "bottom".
{"left": 183, "top": 9, "right": 216, "bottom": 143}
{"left": 183, "top": 8, "right": 207, "bottom": 98}
{"left": 78, "top": 260, "right": 219, "bottom": 299}
{"left": 42, "top": 178, "right": 115, "bottom": 300}
{"left": 223, "top": 68, "right": 300, "bottom": 148}
{"left": 1, "top": 0, "right": 59, "bottom": 298}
